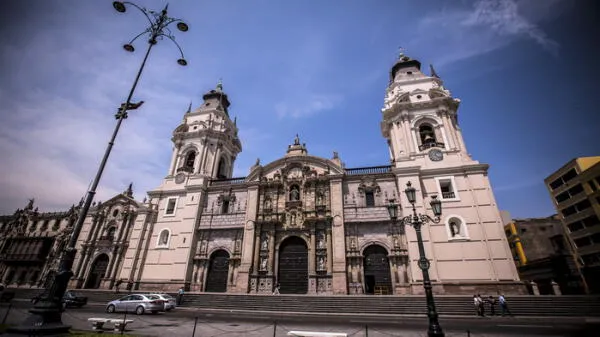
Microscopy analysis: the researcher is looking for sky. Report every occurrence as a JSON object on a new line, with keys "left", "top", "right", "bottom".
{"left": 0, "top": 0, "right": 598, "bottom": 218}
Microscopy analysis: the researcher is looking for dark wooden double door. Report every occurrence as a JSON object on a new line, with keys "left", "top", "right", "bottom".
{"left": 278, "top": 236, "right": 308, "bottom": 294}
{"left": 205, "top": 250, "right": 229, "bottom": 292}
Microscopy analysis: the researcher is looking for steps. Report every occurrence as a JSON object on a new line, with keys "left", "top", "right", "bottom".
{"left": 7, "top": 287, "right": 600, "bottom": 317}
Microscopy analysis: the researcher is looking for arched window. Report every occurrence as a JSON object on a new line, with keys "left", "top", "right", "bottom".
{"left": 289, "top": 185, "right": 301, "bottom": 201}
{"left": 445, "top": 215, "right": 469, "bottom": 241}
{"left": 216, "top": 156, "right": 228, "bottom": 179}
{"left": 157, "top": 229, "right": 170, "bottom": 248}
{"left": 184, "top": 151, "right": 196, "bottom": 169}
{"left": 419, "top": 124, "right": 436, "bottom": 146}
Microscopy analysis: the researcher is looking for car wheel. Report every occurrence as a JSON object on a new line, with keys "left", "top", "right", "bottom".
{"left": 135, "top": 306, "right": 145, "bottom": 315}
{"left": 107, "top": 304, "right": 116, "bottom": 313}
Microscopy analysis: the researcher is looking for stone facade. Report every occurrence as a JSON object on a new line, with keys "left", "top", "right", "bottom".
{"left": 1, "top": 54, "right": 524, "bottom": 295}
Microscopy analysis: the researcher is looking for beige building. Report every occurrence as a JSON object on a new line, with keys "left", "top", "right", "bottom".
{"left": 2, "top": 53, "right": 523, "bottom": 295}
{"left": 544, "top": 156, "right": 600, "bottom": 294}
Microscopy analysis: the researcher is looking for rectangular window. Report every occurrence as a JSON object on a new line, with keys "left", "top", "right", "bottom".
{"left": 568, "top": 221, "right": 584, "bottom": 232}
{"left": 365, "top": 191, "right": 375, "bottom": 207}
{"left": 165, "top": 197, "right": 177, "bottom": 216}
{"left": 589, "top": 180, "right": 598, "bottom": 192}
{"left": 222, "top": 200, "right": 230, "bottom": 214}
{"left": 582, "top": 215, "right": 599, "bottom": 228}
{"left": 574, "top": 237, "right": 592, "bottom": 248}
{"left": 435, "top": 176, "right": 458, "bottom": 200}
{"left": 549, "top": 178, "right": 564, "bottom": 190}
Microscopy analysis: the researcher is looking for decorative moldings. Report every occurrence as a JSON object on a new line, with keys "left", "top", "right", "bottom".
{"left": 357, "top": 178, "right": 381, "bottom": 196}
{"left": 216, "top": 188, "right": 237, "bottom": 205}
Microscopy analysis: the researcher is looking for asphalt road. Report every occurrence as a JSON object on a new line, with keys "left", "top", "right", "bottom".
{"left": 2, "top": 300, "right": 599, "bottom": 337}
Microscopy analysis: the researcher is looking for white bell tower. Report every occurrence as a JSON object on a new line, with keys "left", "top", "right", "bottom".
{"left": 380, "top": 53, "right": 471, "bottom": 167}
{"left": 167, "top": 81, "right": 242, "bottom": 180}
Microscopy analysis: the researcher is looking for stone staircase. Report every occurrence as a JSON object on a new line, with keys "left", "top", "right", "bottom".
{"left": 7, "top": 287, "right": 600, "bottom": 317}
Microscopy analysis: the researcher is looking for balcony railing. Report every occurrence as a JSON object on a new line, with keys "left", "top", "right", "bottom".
{"left": 211, "top": 177, "right": 247, "bottom": 186}
{"left": 419, "top": 142, "right": 445, "bottom": 151}
{"left": 345, "top": 165, "right": 392, "bottom": 175}
{"left": 0, "top": 253, "right": 44, "bottom": 262}
{"left": 176, "top": 166, "right": 194, "bottom": 173}
{"left": 442, "top": 191, "right": 455, "bottom": 199}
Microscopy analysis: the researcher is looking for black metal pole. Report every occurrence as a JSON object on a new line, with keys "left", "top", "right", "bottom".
{"left": 411, "top": 206, "right": 444, "bottom": 337}
{"left": 7, "top": 10, "right": 164, "bottom": 337}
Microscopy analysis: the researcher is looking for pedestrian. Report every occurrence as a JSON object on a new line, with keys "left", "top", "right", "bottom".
{"left": 114, "top": 279, "right": 123, "bottom": 293}
{"left": 477, "top": 294, "right": 485, "bottom": 317}
{"left": 487, "top": 295, "right": 497, "bottom": 316}
{"left": 499, "top": 294, "right": 512, "bottom": 316}
{"left": 177, "top": 287, "right": 185, "bottom": 305}
{"left": 473, "top": 295, "right": 480, "bottom": 316}
{"left": 273, "top": 283, "right": 280, "bottom": 295}
{"left": 126, "top": 281, "right": 133, "bottom": 294}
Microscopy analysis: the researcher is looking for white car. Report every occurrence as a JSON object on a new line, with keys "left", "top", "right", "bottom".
{"left": 150, "top": 293, "right": 177, "bottom": 311}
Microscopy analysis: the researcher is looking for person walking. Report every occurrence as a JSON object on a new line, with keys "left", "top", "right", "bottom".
{"left": 177, "top": 287, "right": 185, "bottom": 305}
{"left": 273, "top": 283, "right": 280, "bottom": 295}
{"left": 477, "top": 294, "right": 485, "bottom": 317}
{"left": 114, "top": 279, "right": 123, "bottom": 293}
{"left": 499, "top": 294, "right": 512, "bottom": 316}
{"left": 473, "top": 295, "right": 481, "bottom": 316}
{"left": 487, "top": 295, "right": 497, "bottom": 316}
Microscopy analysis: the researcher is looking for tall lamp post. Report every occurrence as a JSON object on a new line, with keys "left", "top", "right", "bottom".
{"left": 387, "top": 181, "right": 445, "bottom": 337}
{"left": 9, "top": 2, "right": 188, "bottom": 335}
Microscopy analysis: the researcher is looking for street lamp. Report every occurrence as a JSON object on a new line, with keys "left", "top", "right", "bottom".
{"left": 387, "top": 181, "right": 445, "bottom": 337}
{"left": 9, "top": 2, "right": 188, "bottom": 335}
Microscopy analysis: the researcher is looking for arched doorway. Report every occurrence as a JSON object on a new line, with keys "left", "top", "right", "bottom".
{"left": 278, "top": 236, "right": 308, "bottom": 294}
{"left": 84, "top": 254, "right": 109, "bottom": 289}
{"left": 363, "top": 245, "right": 392, "bottom": 295}
{"left": 205, "top": 250, "right": 229, "bottom": 292}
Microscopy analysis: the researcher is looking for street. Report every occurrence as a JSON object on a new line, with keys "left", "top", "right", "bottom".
{"left": 2, "top": 300, "right": 599, "bottom": 337}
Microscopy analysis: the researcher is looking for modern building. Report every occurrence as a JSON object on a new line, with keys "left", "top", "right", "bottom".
{"left": 503, "top": 212, "right": 582, "bottom": 294}
{"left": 1, "top": 53, "right": 523, "bottom": 295}
{"left": 545, "top": 157, "right": 600, "bottom": 294}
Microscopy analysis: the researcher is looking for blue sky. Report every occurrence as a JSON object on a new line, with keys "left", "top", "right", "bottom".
{"left": 0, "top": 0, "right": 598, "bottom": 218}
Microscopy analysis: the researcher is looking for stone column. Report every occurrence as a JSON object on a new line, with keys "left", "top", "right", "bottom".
{"left": 267, "top": 229, "right": 275, "bottom": 274}
{"left": 210, "top": 143, "right": 222, "bottom": 177}
{"left": 530, "top": 281, "right": 540, "bottom": 295}
{"left": 440, "top": 111, "right": 457, "bottom": 150}
{"left": 168, "top": 143, "right": 180, "bottom": 175}
{"left": 326, "top": 227, "right": 333, "bottom": 273}
{"left": 329, "top": 178, "right": 348, "bottom": 294}
{"left": 74, "top": 214, "right": 99, "bottom": 278}
{"left": 237, "top": 185, "right": 259, "bottom": 293}
{"left": 309, "top": 229, "right": 316, "bottom": 274}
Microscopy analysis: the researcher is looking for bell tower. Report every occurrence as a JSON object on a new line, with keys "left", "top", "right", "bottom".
{"left": 168, "top": 81, "right": 242, "bottom": 180}
{"left": 380, "top": 52, "right": 471, "bottom": 167}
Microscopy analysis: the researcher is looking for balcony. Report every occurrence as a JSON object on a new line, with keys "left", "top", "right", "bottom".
{"left": 442, "top": 191, "right": 456, "bottom": 199}
{"left": 211, "top": 177, "right": 247, "bottom": 186}
{"left": 345, "top": 165, "right": 392, "bottom": 175}
{"left": 0, "top": 253, "right": 44, "bottom": 263}
{"left": 419, "top": 142, "right": 445, "bottom": 151}
{"left": 176, "top": 166, "right": 194, "bottom": 173}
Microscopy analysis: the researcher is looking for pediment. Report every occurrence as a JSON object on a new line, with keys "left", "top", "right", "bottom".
{"left": 94, "top": 193, "right": 142, "bottom": 212}
{"left": 247, "top": 155, "right": 344, "bottom": 182}
{"left": 411, "top": 88, "right": 428, "bottom": 95}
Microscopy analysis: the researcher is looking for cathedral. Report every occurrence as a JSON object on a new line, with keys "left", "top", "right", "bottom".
{"left": 0, "top": 53, "right": 524, "bottom": 295}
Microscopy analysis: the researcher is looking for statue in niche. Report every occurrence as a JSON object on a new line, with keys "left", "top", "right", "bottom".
{"left": 316, "top": 191, "right": 324, "bottom": 205}
{"left": 290, "top": 213, "right": 296, "bottom": 226}
{"left": 261, "top": 233, "right": 268, "bottom": 251}
{"left": 317, "top": 232, "right": 325, "bottom": 249}
{"left": 290, "top": 185, "right": 300, "bottom": 201}
{"left": 393, "top": 236, "right": 399, "bottom": 248}
{"left": 260, "top": 257, "right": 267, "bottom": 271}
{"left": 235, "top": 240, "right": 241, "bottom": 251}
{"left": 264, "top": 197, "right": 272, "bottom": 210}
{"left": 450, "top": 221, "right": 460, "bottom": 237}
{"left": 350, "top": 238, "right": 356, "bottom": 249}
{"left": 318, "top": 256, "right": 325, "bottom": 271}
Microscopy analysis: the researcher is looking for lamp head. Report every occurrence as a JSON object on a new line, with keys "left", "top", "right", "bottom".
{"left": 113, "top": 1, "right": 126, "bottom": 13}
{"left": 430, "top": 195, "right": 442, "bottom": 217}
{"left": 123, "top": 44, "right": 135, "bottom": 52}
{"left": 386, "top": 201, "right": 399, "bottom": 222}
{"left": 177, "top": 59, "right": 188, "bottom": 66}
{"left": 404, "top": 181, "right": 416, "bottom": 204}
{"left": 177, "top": 22, "right": 189, "bottom": 32}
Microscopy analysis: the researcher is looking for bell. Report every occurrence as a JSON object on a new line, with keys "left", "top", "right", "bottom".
{"left": 424, "top": 134, "right": 435, "bottom": 143}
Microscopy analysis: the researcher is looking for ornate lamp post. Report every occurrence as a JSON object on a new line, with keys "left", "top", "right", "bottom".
{"left": 387, "top": 181, "right": 445, "bottom": 337}
{"left": 8, "top": 2, "right": 188, "bottom": 335}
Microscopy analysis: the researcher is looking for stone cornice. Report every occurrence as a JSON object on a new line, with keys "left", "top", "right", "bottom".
{"left": 418, "top": 163, "right": 490, "bottom": 177}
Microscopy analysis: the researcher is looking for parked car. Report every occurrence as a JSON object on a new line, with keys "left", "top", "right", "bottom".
{"left": 106, "top": 294, "right": 165, "bottom": 315}
{"left": 63, "top": 290, "right": 88, "bottom": 308}
{"left": 149, "top": 293, "right": 176, "bottom": 311}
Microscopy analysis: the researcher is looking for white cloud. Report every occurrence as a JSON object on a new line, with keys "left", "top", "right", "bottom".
{"left": 410, "top": 0, "right": 562, "bottom": 67}
{"left": 274, "top": 94, "right": 343, "bottom": 119}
